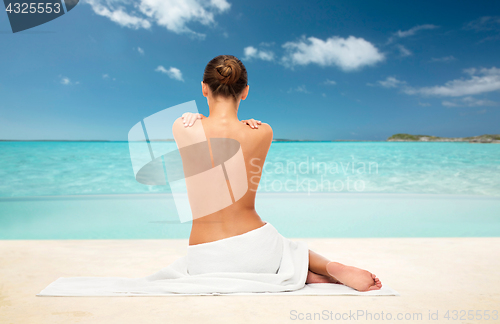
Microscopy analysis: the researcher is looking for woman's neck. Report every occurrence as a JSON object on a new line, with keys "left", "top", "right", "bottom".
{"left": 207, "top": 97, "right": 240, "bottom": 122}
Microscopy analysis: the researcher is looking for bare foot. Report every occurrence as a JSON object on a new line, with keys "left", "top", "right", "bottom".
{"left": 306, "top": 270, "right": 342, "bottom": 284}
{"left": 326, "top": 262, "right": 382, "bottom": 292}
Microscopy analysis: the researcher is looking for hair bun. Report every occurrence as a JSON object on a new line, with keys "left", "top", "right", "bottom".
{"left": 203, "top": 55, "right": 248, "bottom": 100}
{"left": 215, "top": 58, "right": 241, "bottom": 85}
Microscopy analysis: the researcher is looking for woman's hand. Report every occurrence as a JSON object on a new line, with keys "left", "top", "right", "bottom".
{"left": 181, "top": 112, "right": 205, "bottom": 127}
{"left": 241, "top": 119, "right": 262, "bottom": 129}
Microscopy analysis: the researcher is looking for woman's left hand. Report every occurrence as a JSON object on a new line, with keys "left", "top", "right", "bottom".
{"left": 241, "top": 119, "right": 262, "bottom": 129}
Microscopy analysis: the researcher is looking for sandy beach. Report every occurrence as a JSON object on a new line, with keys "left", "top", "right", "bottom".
{"left": 1, "top": 237, "right": 499, "bottom": 323}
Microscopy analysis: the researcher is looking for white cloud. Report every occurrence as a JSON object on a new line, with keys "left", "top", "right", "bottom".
{"left": 441, "top": 101, "right": 459, "bottom": 107}
{"left": 461, "top": 96, "right": 497, "bottom": 106}
{"left": 418, "top": 102, "right": 431, "bottom": 107}
{"left": 442, "top": 96, "right": 497, "bottom": 107}
{"left": 375, "top": 68, "right": 500, "bottom": 107}
{"left": 287, "top": 85, "right": 310, "bottom": 94}
{"left": 464, "top": 16, "right": 500, "bottom": 42}
{"left": 85, "top": 0, "right": 151, "bottom": 29}
{"left": 397, "top": 44, "right": 412, "bottom": 57}
{"left": 60, "top": 76, "right": 78, "bottom": 85}
{"left": 103, "top": 74, "right": 116, "bottom": 81}
{"left": 463, "top": 68, "right": 477, "bottom": 76}
{"left": 281, "top": 35, "right": 384, "bottom": 71}
{"left": 84, "top": 0, "right": 231, "bottom": 38}
{"left": 395, "top": 24, "right": 439, "bottom": 38}
{"left": 404, "top": 67, "right": 500, "bottom": 97}
{"left": 61, "top": 77, "right": 71, "bottom": 85}
{"left": 430, "top": 56, "right": 456, "bottom": 63}
{"left": 323, "top": 79, "right": 336, "bottom": 85}
{"left": 243, "top": 46, "right": 275, "bottom": 61}
{"left": 387, "top": 24, "right": 439, "bottom": 43}
{"left": 377, "top": 76, "right": 406, "bottom": 88}
{"left": 209, "top": 0, "right": 230, "bottom": 11}
{"left": 137, "top": 47, "right": 145, "bottom": 55}
{"left": 155, "top": 65, "right": 184, "bottom": 81}
{"left": 464, "top": 16, "right": 500, "bottom": 32}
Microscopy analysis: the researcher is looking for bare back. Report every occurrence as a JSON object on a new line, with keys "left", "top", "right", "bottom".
{"left": 172, "top": 116, "right": 273, "bottom": 245}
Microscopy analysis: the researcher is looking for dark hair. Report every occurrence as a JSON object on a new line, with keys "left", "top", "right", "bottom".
{"left": 203, "top": 55, "right": 248, "bottom": 100}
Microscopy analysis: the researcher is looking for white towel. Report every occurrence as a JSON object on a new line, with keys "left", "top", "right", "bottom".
{"left": 36, "top": 223, "right": 399, "bottom": 297}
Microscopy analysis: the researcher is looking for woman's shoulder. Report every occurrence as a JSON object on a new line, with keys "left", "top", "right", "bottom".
{"left": 240, "top": 122, "right": 273, "bottom": 150}
{"left": 244, "top": 121, "right": 272, "bottom": 134}
{"left": 259, "top": 122, "right": 272, "bottom": 131}
{"left": 242, "top": 122, "right": 272, "bottom": 142}
{"left": 172, "top": 117, "right": 207, "bottom": 147}
{"left": 257, "top": 122, "right": 273, "bottom": 135}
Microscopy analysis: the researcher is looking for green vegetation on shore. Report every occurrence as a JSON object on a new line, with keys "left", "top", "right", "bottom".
{"left": 388, "top": 133, "right": 500, "bottom": 143}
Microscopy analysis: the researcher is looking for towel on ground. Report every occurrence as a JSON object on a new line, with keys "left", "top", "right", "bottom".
{"left": 36, "top": 223, "right": 399, "bottom": 297}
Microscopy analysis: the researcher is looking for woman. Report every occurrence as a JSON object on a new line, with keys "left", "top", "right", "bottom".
{"left": 37, "top": 55, "right": 382, "bottom": 297}
{"left": 176, "top": 54, "right": 382, "bottom": 292}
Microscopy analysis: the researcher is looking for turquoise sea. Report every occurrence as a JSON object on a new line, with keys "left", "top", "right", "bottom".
{"left": 1, "top": 141, "right": 500, "bottom": 197}
{"left": 1, "top": 141, "right": 499, "bottom": 239}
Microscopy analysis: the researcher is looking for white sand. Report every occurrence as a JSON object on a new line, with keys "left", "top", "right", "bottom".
{"left": 1, "top": 237, "right": 499, "bottom": 323}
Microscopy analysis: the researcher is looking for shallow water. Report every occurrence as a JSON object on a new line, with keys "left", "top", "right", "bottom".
{"left": 1, "top": 141, "right": 499, "bottom": 197}
{"left": 1, "top": 141, "right": 499, "bottom": 239}
{"left": 1, "top": 193, "right": 499, "bottom": 239}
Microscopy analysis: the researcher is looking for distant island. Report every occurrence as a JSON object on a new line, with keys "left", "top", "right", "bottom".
{"left": 387, "top": 134, "right": 500, "bottom": 143}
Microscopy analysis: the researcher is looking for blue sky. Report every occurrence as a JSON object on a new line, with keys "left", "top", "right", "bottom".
{"left": 1, "top": 0, "right": 499, "bottom": 141}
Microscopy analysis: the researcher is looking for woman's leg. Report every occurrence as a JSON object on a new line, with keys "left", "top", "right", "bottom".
{"left": 307, "top": 249, "right": 382, "bottom": 291}
{"left": 308, "top": 250, "right": 334, "bottom": 277}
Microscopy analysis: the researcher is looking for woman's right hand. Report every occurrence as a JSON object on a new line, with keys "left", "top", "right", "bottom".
{"left": 181, "top": 112, "right": 205, "bottom": 127}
